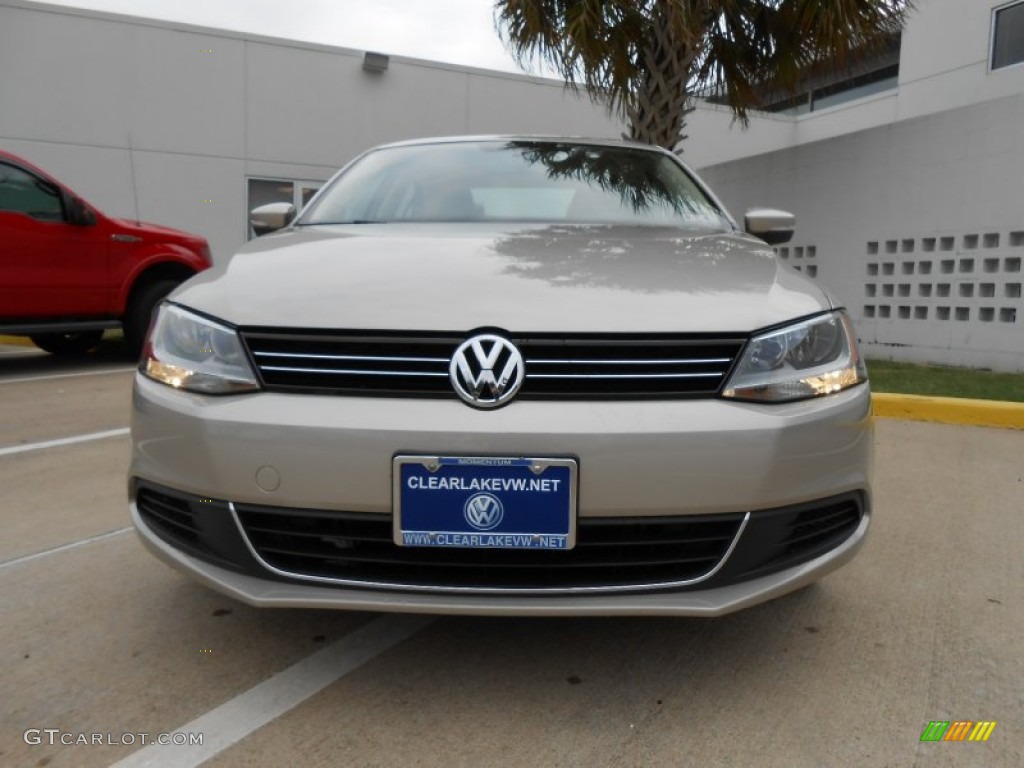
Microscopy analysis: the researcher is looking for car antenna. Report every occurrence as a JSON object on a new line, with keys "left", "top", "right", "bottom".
{"left": 127, "top": 132, "right": 141, "bottom": 223}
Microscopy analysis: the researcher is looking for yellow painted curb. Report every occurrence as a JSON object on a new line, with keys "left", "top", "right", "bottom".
{"left": 0, "top": 335, "right": 34, "bottom": 347}
{"left": 872, "top": 393, "right": 1024, "bottom": 430}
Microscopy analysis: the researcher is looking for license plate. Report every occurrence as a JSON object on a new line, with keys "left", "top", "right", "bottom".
{"left": 393, "top": 456, "right": 577, "bottom": 550}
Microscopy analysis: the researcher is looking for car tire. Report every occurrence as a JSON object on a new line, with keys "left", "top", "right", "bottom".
{"left": 124, "top": 279, "right": 180, "bottom": 357}
{"left": 29, "top": 330, "right": 105, "bottom": 356}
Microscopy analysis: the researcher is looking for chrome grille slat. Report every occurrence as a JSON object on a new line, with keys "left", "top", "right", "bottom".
{"left": 261, "top": 366, "right": 449, "bottom": 377}
{"left": 255, "top": 352, "right": 447, "bottom": 363}
{"left": 241, "top": 329, "right": 745, "bottom": 399}
{"left": 528, "top": 372, "right": 722, "bottom": 379}
{"left": 526, "top": 358, "right": 731, "bottom": 365}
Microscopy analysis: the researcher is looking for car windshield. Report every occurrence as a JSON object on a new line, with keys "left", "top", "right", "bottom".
{"left": 299, "top": 140, "right": 731, "bottom": 229}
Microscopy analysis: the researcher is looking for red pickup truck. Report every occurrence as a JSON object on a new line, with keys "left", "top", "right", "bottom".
{"left": 0, "top": 150, "right": 212, "bottom": 355}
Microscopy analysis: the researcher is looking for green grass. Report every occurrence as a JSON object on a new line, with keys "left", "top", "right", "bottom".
{"left": 866, "top": 359, "right": 1024, "bottom": 403}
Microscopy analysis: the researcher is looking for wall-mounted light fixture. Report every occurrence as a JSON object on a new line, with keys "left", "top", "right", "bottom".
{"left": 362, "top": 52, "right": 389, "bottom": 73}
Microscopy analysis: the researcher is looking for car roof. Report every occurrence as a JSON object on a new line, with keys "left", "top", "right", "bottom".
{"left": 0, "top": 150, "right": 55, "bottom": 180}
{"left": 0, "top": 149, "right": 29, "bottom": 165}
{"left": 373, "top": 135, "right": 670, "bottom": 153}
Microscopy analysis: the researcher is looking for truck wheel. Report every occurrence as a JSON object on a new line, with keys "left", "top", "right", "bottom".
{"left": 30, "top": 331, "right": 104, "bottom": 356}
{"left": 124, "top": 279, "right": 180, "bottom": 357}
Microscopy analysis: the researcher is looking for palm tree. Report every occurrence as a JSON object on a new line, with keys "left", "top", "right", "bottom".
{"left": 494, "top": 1, "right": 912, "bottom": 151}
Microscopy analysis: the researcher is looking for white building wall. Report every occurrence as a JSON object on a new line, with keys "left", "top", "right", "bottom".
{"left": 693, "top": 0, "right": 1024, "bottom": 165}
{"left": 699, "top": 91, "right": 1024, "bottom": 372}
{"left": 690, "top": 0, "right": 1024, "bottom": 371}
{"left": 0, "top": 0, "right": 621, "bottom": 261}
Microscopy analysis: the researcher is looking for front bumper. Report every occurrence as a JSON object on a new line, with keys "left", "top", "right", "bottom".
{"left": 129, "top": 374, "right": 873, "bottom": 615}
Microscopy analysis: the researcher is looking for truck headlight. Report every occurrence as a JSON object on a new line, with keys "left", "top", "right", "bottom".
{"left": 141, "top": 303, "right": 259, "bottom": 394}
{"left": 722, "top": 311, "right": 867, "bottom": 402}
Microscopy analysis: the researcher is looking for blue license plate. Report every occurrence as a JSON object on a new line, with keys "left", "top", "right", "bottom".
{"left": 393, "top": 456, "right": 577, "bottom": 550}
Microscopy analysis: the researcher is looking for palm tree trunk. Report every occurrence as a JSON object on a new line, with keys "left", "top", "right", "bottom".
{"left": 626, "top": 11, "right": 696, "bottom": 152}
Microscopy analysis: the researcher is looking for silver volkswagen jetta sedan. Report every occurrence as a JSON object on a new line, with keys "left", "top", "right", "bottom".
{"left": 129, "top": 136, "right": 872, "bottom": 616}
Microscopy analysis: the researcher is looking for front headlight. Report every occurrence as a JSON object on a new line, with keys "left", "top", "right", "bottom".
{"left": 722, "top": 311, "right": 867, "bottom": 403}
{"left": 141, "top": 303, "right": 259, "bottom": 394}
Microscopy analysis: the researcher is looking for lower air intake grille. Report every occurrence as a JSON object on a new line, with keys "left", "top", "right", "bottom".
{"left": 136, "top": 485, "right": 242, "bottom": 570}
{"left": 137, "top": 487, "right": 204, "bottom": 550}
{"left": 233, "top": 503, "right": 745, "bottom": 591}
{"left": 716, "top": 493, "right": 865, "bottom": 584}
{"left": 780, "top": 497, "right": 863, "bottom": 564}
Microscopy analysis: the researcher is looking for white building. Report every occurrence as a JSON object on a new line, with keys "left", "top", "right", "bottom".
{"left": 2, "top": 0, "right": 1023, "bottom": 371}
{"left": 693, "top": 0, "right": 1024, "bottom": 371}
{"left": 0, "top": 0, "right": 617, "bottom": 262}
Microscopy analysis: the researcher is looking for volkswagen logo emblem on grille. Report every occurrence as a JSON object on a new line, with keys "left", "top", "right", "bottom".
{"left": 449, "top": 334, "right": 525, "bottom": 408}
{"left": 463, "top": 492, "right": 504, "bottom": 531}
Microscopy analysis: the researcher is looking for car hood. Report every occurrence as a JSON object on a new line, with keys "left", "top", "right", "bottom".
{"left": 111, "top": 217, "right": 207, "bottom": 245}
{"left": 175, "top": 224, "right": 830, "bottom": 333}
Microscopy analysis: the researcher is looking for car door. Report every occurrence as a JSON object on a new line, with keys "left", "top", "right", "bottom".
{"left": 0, "top": 161, "right": 110, "bottom": 318}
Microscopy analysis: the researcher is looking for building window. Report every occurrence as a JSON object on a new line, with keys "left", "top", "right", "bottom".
{"left": 992, "top": 1, "right": 1024, "bottom": 70}
{"left": 709, "top": 31, "right": 902, "bottom": 115}
{"left": 246, "top": 177, "right": 323, "bottom": 239}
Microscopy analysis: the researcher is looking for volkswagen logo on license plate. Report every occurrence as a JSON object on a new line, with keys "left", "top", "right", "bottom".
{"left": 449, "top": 334, "right": 525, "bottom": 408}
{"left": 463, "top": 492, "right": 504, "bottom": 531}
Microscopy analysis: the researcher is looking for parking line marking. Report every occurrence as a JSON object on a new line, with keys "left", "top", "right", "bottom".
{"left": 0, "top": 428, "right": 130, "bottom": 457}
{"left": 110, "top": 613, "right": 435, "bottom": 768}
{"left": 0, "top": 366, "right": 136, "bottom": 385}
{"left": 0, "top": 527, "right": 132, "bottom": 570}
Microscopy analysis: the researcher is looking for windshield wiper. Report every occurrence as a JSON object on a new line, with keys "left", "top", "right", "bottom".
{"left": 309, "top": 219, "right": 388, "bottom": 225}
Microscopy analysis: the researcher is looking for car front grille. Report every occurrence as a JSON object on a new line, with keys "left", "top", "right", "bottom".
{"left": 240, "top": 329, "right": 745, "bottom": 399}
{"left": 134, "top": 481, "right": 866, "bottom": 595}
{"left": 232, "top": 502, "right": 746, "bottom": 592}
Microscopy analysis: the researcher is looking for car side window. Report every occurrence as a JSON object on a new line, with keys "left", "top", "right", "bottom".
{"left": 0, "top": 163, "right": 65, "bottom": 221}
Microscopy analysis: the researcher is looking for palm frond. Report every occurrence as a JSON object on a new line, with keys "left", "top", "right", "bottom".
{"left": 495, "top": 0, "right": 914, "bottom": 146}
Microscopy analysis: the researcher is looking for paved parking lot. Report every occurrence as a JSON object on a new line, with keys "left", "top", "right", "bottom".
{"left": 1, "top": 340, "right": 1021, "bottom": 768}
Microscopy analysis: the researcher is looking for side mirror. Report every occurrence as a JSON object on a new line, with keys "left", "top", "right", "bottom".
{"left": 744, "top": 208, "right": 795, "bottom": 245}
{"left": 67, "top": 195, "right": 96, "bottom": 227}
{"left": 250, "top": 202, "right": 296, "bottom": 236}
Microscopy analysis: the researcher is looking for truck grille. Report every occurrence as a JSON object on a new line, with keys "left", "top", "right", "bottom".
{"left": 240, "top": 329, "right": 744, "bottom": 399}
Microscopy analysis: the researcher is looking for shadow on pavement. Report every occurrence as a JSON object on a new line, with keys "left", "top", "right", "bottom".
{"left": 0, "top": 336, "right": 137, "bottom": 379}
